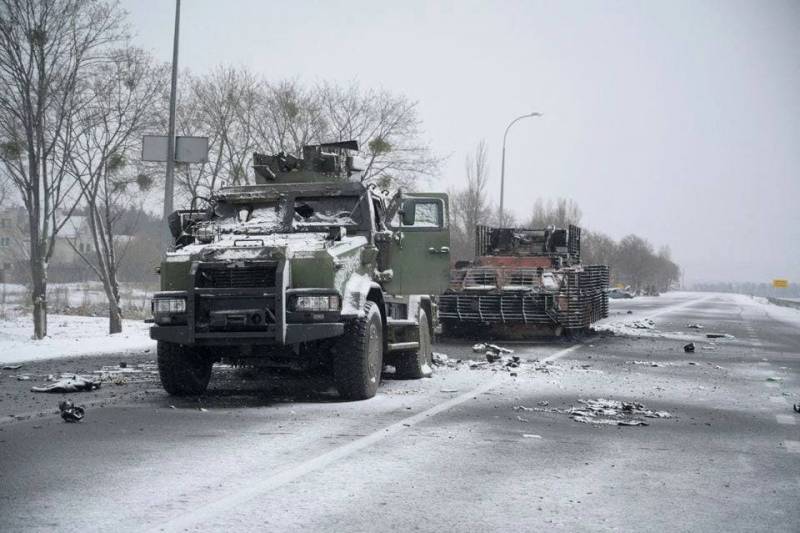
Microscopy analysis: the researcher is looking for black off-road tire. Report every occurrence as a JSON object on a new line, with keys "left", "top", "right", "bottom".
{"left": 157, "top": 341, "right": 214, "bottom": 396}
{"left": 333, "top": 301, "right": 383, "bottom": 401}
{"left": 394, "top": 308, "right": 433, "bottom": 379}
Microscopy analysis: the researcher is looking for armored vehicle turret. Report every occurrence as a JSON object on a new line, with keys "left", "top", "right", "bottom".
{"left": 150, "top": 142, "right": 450, "bottom": 400}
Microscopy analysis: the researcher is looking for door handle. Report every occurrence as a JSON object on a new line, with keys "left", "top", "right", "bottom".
{"left": 428, "top": 246, "right": 450, "bottom": 254}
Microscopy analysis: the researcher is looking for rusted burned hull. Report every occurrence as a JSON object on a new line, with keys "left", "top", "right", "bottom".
{"left": 439, "top": 265, "right": 609, "bottom": 335}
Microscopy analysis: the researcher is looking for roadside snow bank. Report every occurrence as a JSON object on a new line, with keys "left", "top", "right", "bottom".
{"left": 0, "top": 313, "right": 154, "bottom": 365}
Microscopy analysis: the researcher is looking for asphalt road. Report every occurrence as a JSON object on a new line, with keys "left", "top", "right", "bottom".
{"left": 0, "top": 292, "right": 798, "bottom": 532}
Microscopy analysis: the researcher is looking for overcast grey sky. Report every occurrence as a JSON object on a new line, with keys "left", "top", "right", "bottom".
{"left": 122, "top": 0, "right": 800, "bottom": 284}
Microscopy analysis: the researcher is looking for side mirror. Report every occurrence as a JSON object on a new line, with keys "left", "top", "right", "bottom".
{"left": 400, "top": 201, "right": 415, "bottom": 226}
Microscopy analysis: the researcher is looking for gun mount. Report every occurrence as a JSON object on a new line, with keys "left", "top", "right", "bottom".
{"left": 252, "top": 140, "right": 365, "bottom": 184}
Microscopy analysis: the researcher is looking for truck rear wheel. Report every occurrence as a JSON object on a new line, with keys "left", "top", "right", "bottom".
{"left": 157, "top": 341, "right": 214, "bottom": 396}
{"left": 333, "top": 300, "right": 383, "bottom": 401}
{"left": 394, "top": 308, "right": 433, "bottom": 379}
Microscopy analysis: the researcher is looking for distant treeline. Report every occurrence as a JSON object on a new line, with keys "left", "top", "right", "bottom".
{"left": 692, "top": 281, "right": 800, "bottom": 299}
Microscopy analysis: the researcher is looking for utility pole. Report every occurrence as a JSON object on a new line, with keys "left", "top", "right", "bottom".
{"left": 162, "top": 0, "right": 181, "bottom": 248}
{"left": 499, "top": 111, "right": 541, "bottom": 227}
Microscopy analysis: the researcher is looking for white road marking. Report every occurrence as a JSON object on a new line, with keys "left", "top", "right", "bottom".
{"left": 784, "top": 440, "right": 800, "bottom": 453}
{"left": 153, "top": 344, "right": 582, "bottom": 532}
{"left": 776, "top": 414, "right": 796, "bottom": 426}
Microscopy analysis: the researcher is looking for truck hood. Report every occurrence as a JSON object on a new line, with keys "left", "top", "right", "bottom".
{"left": 166, "top": 232, "right": 367, "bottom": 262}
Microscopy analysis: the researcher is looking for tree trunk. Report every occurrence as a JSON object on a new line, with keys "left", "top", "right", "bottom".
{"left": 108, "top": 304, "right": 122, "bottom": 334}
{"left": 30, "top": 256, "right": 47, "bottom": 339}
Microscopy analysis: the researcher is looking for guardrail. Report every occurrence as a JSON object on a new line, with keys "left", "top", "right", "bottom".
{"left": 767, "top": 297, "right": 800, "bottom": 310}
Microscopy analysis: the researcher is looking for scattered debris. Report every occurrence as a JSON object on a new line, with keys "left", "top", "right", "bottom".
{"left": 794, "top": 404, "right": 799, "bottom": 414}
{"left": 514, "top": 405, "right": 534, "bottom": 412}
{"left": 485, "top": 351, "right": 502, "bottom": 363}
{"left": 627, "top": 360, "right": 663, "bottom": 367}
{"left": 688, "top": 361, "right": 697, "bottom": 366}
{"left": 567, "top": 398, "right": 671, "bottom": 427}
{"left": 431, "top": 352, "right": 449, "bottom": 366}
{"left": 766, "top": 377, "right": 783, "bottom": 383}
{"left": 522, "top": 434, "right": 542, "bottom": 439}
{"left": 706, "top": 333, "right": 735, "bottom": 339}
{"left": 382, "top": 365, "right": 396, "bottom": 375}
{"left": 119, "top": 362, "right": 127, "bottom": 368}
{"left": 629, "top": 319, "right": 656, "bottom": 329}
{"left": 684, "top": 342, "right": 695, "bottom": 353}
{"left": 59, "top": 400, "right": 85, "bottom": 423}
{"left": 440, "top": 388, "right": 459, "bottom": 393}
{"left": 686, "top": 323, "right": 704, "bottom": 329}
{"left": 2, "top": 364, "right": 23, "bottom": 370}
{"left": 473, "top": 343, "right": 513, "bottom": 354}
{"left": 16, "top": 375, "right": 31, "bottom": 381}
{"left": 199, "top": 407, "right": 208, "bottom": 412}
{"left": 626, "top": 310, "right": 633, "bottom": 315}
{"left": 537, "top": 401, "right": 549, "bottom": 407}
{"left": 516, "top": 416, "right": 529, "bottom": 423}
{"left": 31, "top": 375, "right": 101, "bottom": 393}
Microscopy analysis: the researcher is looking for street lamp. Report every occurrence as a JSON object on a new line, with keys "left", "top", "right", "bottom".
{"left": 499, "top": 111, "right": 542, "bottom": 226}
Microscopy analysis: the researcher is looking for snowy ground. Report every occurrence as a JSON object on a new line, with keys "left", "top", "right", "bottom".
{"left": 0, "top": 313, "right": 154, "bottom": 365}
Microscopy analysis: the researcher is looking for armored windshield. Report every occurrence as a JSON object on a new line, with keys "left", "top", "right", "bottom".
{"left": 292, "top": 196, "right": 363, "bottom": 228}
{"left": 212, "top": 200, "right": 284, "bottom": 233}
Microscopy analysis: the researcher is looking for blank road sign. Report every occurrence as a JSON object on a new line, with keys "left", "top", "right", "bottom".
{"left": 773, "top": 279, "right": 789, "bottom": 288}
{"left": 142, "top": 135, "right": 209, "bottom": 163}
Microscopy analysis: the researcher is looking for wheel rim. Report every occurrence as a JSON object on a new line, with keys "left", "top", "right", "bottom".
{"left": 367, "top": 321, "right": 381, "bottom": 380}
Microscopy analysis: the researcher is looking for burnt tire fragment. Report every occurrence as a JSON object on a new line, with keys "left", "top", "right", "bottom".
{"left": 333, "top": 300, "right": 383, "bottom": 401}
{"left": 394, "top": 309, "right": 433, "bottom": 379}
{"left": 157, "top": 341, "right": 213, "bottom": 396}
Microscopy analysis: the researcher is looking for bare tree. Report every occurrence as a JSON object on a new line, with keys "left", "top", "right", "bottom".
{"left": 0, "top": 0, "right": 125, "bottom": 338}
{"left": 527, "top": 197, "right": 582, "bottom": 228}
{"left": 451, "top": 140, "right": 492, "bottom": 260}
{"left": 317, "top": 82, "right": 441, "bottom": 189}
{"left": 65, "top": 47, "right": 166, "bottom": 333}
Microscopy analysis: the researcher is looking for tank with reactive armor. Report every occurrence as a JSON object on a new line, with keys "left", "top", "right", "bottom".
{"left": 438, "top": 224, "right": 609, "bottom": 337}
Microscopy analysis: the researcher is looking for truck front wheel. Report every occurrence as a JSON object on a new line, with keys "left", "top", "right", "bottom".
{"left": 333, "top": 301, "right": 383, "bottom": 400}
{"left": 157, "top": 341, "right": 214, "bottom": 396}
{"left": 394, "top": 308, "right": 433, "bottom": 379}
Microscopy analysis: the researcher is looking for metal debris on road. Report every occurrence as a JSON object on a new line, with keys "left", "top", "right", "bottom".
{"left": 684, "top": 342, "right": 695, "bottom": 353}
{"left": 686, "top": 323, "right": 704, "bottom": 329}
{"left": 16, "top": 375, "right": 32, "bottom": 381}
{"left": 766, "top": 377, "right": 783, "bottom": 382}
{"left": 627, "top": 360, "right": 664, "bottom": 367}
{"left": 31, "top": 375, "right": 101, "bottom": 393}
{"left": 566, "top": 399, "right": 672, "bottom": 427}
{"left": 58, "top": 400, "right": 85, "bottom": 423}
{"left": 706, "top": 333, "right": 735, "bottom": 339}
{"left": 473, "top": 343, "right": 514, "bottom": 354}
{"left": 440, "top": 388, "right": 459, "bottom": 393}
{"left": 522, "top": 434, "right": 542, "bottom": 439}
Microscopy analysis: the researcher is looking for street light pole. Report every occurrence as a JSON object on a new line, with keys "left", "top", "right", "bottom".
{"left": 162, "top": 0, "right": 181, "bottom": 249}
{"left": 499, "top": 111, "right": 541, "bottom": 226}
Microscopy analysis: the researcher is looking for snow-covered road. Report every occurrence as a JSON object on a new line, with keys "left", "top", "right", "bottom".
{"left": 1, "top": 292, "right": 799, "bottom": 532}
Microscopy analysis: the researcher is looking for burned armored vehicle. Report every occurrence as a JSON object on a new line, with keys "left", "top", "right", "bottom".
{"left": 150, "top": 141, "right": 450, "bottom": 400}
{"left": 439, "top": 225, "right": 608, "bottom": 336}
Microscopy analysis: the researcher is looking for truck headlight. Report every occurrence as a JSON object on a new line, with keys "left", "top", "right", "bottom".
{"left": 152, "top": 297, "right": 187, "bottom": 315}
{"left": 292, "top": 295, "right": 340, "bottom": 312}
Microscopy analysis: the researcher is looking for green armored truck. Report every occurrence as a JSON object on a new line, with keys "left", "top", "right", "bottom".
{"left": 150, "top": 141, "right": 450, "bottom": 400}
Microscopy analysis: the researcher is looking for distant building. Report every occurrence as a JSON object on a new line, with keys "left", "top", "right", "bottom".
{"left": 0, "top": 207, "right": 133, "bottom": 283}
{"left": 0, "top": 206, "right": 26, "bottom": 282}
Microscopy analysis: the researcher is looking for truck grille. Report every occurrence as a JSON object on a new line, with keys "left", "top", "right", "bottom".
{"left": 195, "top": 264, "right": 277, "bottom": 288}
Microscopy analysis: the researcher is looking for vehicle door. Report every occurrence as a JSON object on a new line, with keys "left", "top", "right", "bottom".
{"left": 383, "top": 193, "right": 450, "bottom": 295}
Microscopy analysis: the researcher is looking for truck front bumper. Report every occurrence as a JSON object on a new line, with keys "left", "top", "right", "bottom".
{"left": 150, "top": 322, "right": 344, "bottom": 346}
